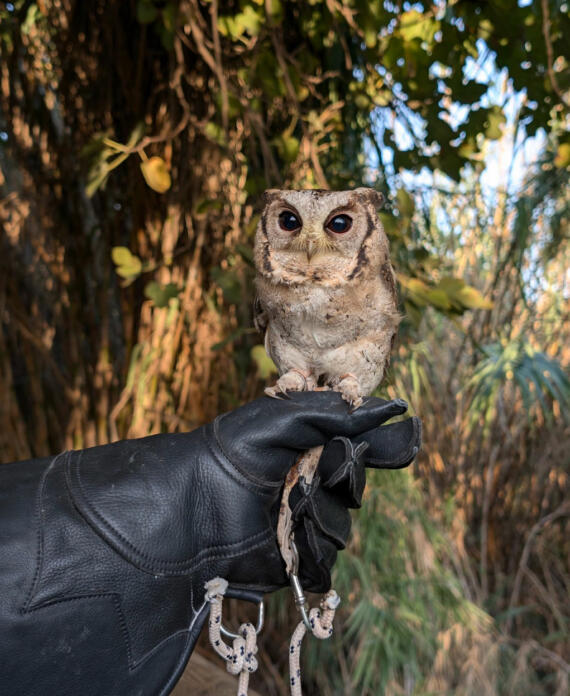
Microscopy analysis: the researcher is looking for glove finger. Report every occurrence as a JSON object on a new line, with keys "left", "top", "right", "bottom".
{"left": 289, "top": 475, "right": 351, "bottom": 549}
{"left": 215, "top": 392, "right": 409, "bottom": 483}
{"left": 295, "top": 517, "right": 337, "bottom": 593}
{"left": 354, "top": 417, "right": 421, "bottom": 469}
{"left": 317, "top": 436, "right": 367, "bottom": 508}
{"left": 283, "top": 392, "right": 409, "bottom": 445}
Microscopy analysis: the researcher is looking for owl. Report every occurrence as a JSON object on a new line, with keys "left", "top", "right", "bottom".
{"left": 254, "top": 188, "right": 399, "bottom": 408}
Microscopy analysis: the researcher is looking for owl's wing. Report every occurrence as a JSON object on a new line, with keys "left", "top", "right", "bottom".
{"left": 253, "top": 296, "right": 268, "bottom": 334}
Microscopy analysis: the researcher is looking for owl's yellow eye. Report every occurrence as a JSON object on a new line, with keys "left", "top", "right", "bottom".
{"left": 326, "top": 214, "right": 352, "bottom": 233}
{"left": 278, "top": 211, "right": 302, "bottom": 232}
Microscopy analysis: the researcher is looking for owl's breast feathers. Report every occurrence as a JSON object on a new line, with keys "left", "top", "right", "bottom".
{"left": 255, "top": 275, "right": 398, "bottom": 355}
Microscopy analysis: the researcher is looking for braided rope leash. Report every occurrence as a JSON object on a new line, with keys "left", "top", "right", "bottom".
{"left": 205, "top": 577, "right": 340, "bottom": 696}
{"left": 288, "top": 590, "right": 341, "bottom": 696}
{"left": 204, "top": 578, "right": 259, "bottom": 696}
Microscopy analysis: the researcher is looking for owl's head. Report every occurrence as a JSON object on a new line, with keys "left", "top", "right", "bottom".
{"left": 254, "top": 187, "right": 388, "bottom": 285}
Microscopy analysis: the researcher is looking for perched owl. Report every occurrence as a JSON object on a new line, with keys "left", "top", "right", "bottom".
{"left": 254, "top": 187, "right": 399, "bottom": 408}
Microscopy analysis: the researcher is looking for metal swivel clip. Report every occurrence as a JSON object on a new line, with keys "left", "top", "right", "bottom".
{"left": 288, "top": 538, "right": 312, "bottom": 631}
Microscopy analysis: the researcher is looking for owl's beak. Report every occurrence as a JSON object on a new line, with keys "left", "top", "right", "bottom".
{"left": 305, "top": 239, "right": 317, "bottom": 262}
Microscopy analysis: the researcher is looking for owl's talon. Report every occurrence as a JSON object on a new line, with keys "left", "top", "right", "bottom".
{"left": 332, "top": 373, "right": 364, "bottom": 411}
{"left": 267, "top": 369, "right": 314, "bottom": 397}
{"left": 264, "top": 386, "right": 288, "bottom": 400}
{"left": 347, "top": 397, "right": 365, "bottom": 414}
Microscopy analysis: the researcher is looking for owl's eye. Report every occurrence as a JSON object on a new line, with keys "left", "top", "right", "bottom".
{"left": 326, "top": 214, "right": 353, "bottom": 234}
{"left": 278, "top": 211, "right": 302, "bottom": 232}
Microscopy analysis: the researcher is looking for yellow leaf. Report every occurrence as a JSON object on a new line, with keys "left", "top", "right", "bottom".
{"left": 456, "top": 285, "right": 493, "bottom": 309}
{"left": 111, "top": 246, "right": 142, "bottom": 279}
{"left": 140, "top": 156, "right": 171, "bottom": 193}
{"left": 554, "top": 143, "right": 570, "bottom": 169}
{"left": 112, "top": 246, "right": 134, "bottom": 266}
{"left": 432, "top": 451, "right": 445, "bottom": 473}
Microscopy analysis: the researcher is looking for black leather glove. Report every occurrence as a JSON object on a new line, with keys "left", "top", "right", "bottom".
{"left": 0, "top": 392, "right": 420, "bottom": 696}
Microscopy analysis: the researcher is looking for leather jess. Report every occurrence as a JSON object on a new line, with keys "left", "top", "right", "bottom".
{"left": 0, "top": 392, "right": 420, "bottom": 696}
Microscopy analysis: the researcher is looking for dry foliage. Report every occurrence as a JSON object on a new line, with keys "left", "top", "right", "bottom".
{"left": 1, "top": 1, "right": 568, "bottom": 694}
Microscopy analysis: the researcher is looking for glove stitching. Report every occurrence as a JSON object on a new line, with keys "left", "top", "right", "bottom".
{"left": 305, "top": 498, "right": 349, "bottom": 549}
{"left": 212, "top": 418, "right": 283, "bottom": 491}
{"left": 300, "top": 518, "right": 333, "bottom": 590}
{"left": 156, "top": 609, "right": 210, "bottom": 696}
{"left": 22, "top": 452, "right": 67, "bottom": 612}
{"left": 66, "top": 453, "right": 276, "bottom": 574}
{"left": 291, "top": 482, "right": 349, "bottom": 550}
{"left": 24, "top": 591, "right": 207, "bottom": 674}
{"left": 323, "top": 457, "right": 352, "bottom": 490}
{"left": 24, "top": 593, "right": 134, "bottom": 665}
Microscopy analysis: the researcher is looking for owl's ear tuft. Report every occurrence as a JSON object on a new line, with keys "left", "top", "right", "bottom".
{"left": 263, "top": 189, "right": 282, "bottom": 205}
{"left": 354, "top": 188, "right": 384, "bottom": 209}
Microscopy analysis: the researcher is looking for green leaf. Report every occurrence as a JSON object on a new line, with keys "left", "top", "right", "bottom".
{"left": 274, "top": 134, "right": 299, "bottom": 163}
{"left": 265, "top": 0, "right": 283, "bottom": 21}
{"left": 378, "top": 213, "right": 402, "bottom": 239}
{"left": 235, "top": 243, "right": 254, "bottom": 265}
{"left": 195, "top": 198, "right": 224, "bottom": 215}
{"left": 22, "top": 4, "right": 40, "bottom": 35}
{"left": 399, "top": 277, "right": 430, "bottom": 307}
{"left": 204, "top": 121, "right": 227, "bottom": 147}
{"left": 210, "top": 267, "right": 242, "bottom": 304}
{"left": 144, "top": 281, "right": 179, "bottom": 307}
{"left": 219, "top": 5, "right": 263, "bottom": 39}
{"left": 484, "top": 106, "right": 506, "bottom": 140}
{"left": 396, "top": 189, "right": 415, "bottom": 218}
{"left": 212, "top": 327, "right": 255, "bottom": 351}
{"left": 437, "top": 276, "right": 465, "bottom": 295}
{"left": 251, "top": 344, "right": 278, "bottom": 379}
{"left": 399, "top": 10, "right": 440, "bottom": 44}
{"left": 425, "top": 288, "right": 451, "bottom": 310}
{"left": 136, "top": 0, "right": 158, "bottom": 24}
{"left": 86, "top": 166, "right": 110, "bottom": 198}
{"left": 458, "top": 137, "right": 482, "bottom": 161}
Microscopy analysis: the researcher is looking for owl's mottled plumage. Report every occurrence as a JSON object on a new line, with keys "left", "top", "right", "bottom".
{"left": 254, "top": 188, "right": 399, "bottom": 407}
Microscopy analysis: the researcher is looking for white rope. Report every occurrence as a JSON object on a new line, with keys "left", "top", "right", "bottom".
{"left": 205, "top": 579, "right": 340, "bottom": 696}
{"left": 288, "top": 590, "right": 340, "bottom": 696}
{"left": 205, "top": 578, "right": 259, "bottom": 696}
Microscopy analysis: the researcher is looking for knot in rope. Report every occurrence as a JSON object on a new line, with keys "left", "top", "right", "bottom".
{"left": 224, "top": 622, "right": 258, "bottom": 676}
{"left": 205, "top": 578, "right": 259, "bottom": 696}
{"left": 204, "top": 580, "right": 340, "bottom": 696}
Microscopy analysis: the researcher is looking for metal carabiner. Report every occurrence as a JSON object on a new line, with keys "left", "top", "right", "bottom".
{"left": 288, "top": 539, "right": 312, "bottom": 631}
{"left": 220, "top": 599, "right": 265, "bottom": 640}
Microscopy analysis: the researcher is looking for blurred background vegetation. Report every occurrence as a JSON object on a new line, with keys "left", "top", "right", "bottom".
{"left": 0, "top": 0, "right": 568, "bottom": 694}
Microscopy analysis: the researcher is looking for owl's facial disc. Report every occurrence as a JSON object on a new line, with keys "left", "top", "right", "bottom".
{"left": 256, "top": 189, "right": 387, "bottom": 283}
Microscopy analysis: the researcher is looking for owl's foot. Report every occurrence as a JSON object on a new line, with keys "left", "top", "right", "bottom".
{"left": 265, "top": 369, "right": 317, "bottom": 398}
{"left": 331, "top": 373, "right": 365, "bottom": 411}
